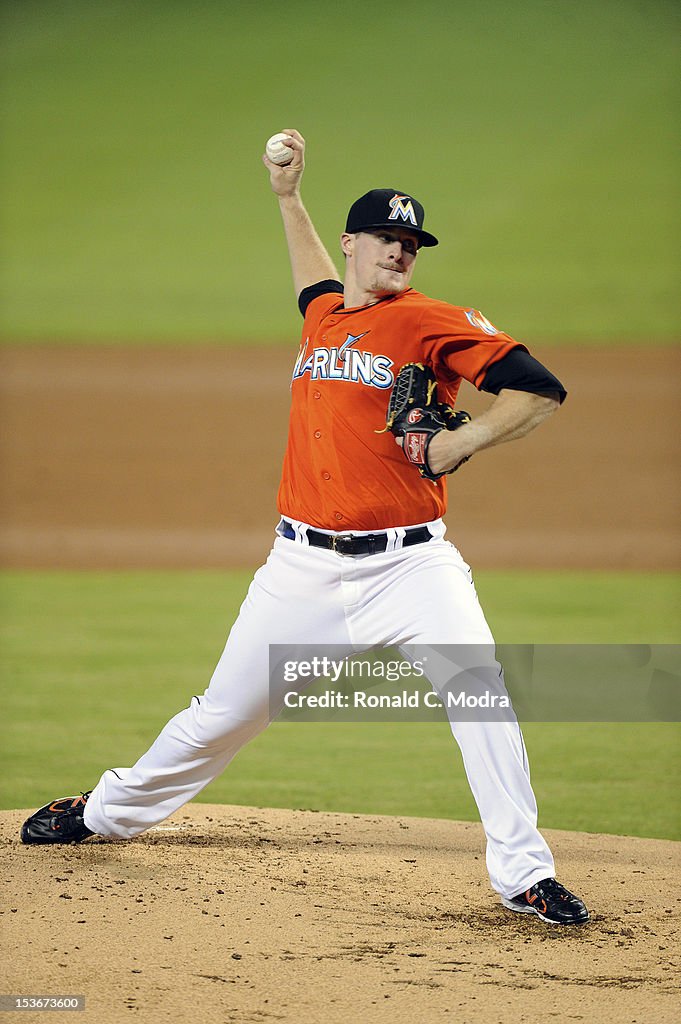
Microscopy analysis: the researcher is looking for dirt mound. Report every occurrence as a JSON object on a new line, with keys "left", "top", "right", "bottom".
{"left": 2, "top": 804, "right": 679, "bottom": 1023}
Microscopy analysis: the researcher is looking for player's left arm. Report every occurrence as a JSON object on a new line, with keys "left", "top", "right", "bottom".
{"left": 426, "top": 387, "right": 560, "bottom": 476}
{"left": 426, "top": 347, "right": 565, "bottom": 475}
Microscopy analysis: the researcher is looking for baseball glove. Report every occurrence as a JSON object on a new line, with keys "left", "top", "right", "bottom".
{"left": 383, "top": 362, "right": 471, "bottom": 481}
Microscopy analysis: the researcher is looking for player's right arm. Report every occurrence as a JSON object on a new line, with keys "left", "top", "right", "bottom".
{"left": 263, "top": 128, "right": 341, "bottom": 299}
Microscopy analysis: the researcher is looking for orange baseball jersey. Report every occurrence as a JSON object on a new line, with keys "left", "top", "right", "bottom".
{"left": 277, "top": 287, "right": 524, "bottom": 531}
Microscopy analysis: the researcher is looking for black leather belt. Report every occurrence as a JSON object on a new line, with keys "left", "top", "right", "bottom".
{"left": 279, "top": 519, "right": 432, "bottom": 556}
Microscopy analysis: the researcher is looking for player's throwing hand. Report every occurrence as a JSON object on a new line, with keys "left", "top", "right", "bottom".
{"left": 262, "top": 128, "right": 305, "bottom": 197}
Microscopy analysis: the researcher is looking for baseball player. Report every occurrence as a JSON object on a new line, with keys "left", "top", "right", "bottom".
{"left": 22, "top": 129, "right": 589, "bottom": 926}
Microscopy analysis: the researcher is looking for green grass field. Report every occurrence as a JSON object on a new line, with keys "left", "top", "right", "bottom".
{"left": 2, "top": 569, "right": 679, "bottom": 839}
{"left": 1, "top": 4, "right": 679, "bottom": 845}
{"left": 2, "top": 0, "right": 679, "bottom": 343}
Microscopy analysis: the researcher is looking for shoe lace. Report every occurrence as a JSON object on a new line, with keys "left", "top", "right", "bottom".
{"left": 540, "top": 878, "right": 570, "bottom": 900}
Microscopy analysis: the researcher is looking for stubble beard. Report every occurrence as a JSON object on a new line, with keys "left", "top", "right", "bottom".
{"left": 369, "top": 267, "right": 409, "bottom": 297}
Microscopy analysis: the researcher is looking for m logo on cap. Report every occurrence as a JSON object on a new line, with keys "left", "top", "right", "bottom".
{"left": 388, "top": 194, "right": 417, "bottom": 227}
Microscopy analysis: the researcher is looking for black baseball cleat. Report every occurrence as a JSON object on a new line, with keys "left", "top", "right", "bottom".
{"left": 501, "top": 877, "right": 589, "bottom": 925}
{"left": 21, "top": 792, "right": 94, "bottom": 845}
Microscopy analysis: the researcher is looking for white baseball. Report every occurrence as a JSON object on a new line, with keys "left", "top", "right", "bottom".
{"left": 265, "top": 133, "right": 294, "bottom": 166}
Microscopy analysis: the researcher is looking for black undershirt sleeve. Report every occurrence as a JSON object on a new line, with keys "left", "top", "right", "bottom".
{"left": 480, "top": 348, "right": 567, "bottom": 403}
{"left": 298, "top": 279, "right": 345, "bottom": 317}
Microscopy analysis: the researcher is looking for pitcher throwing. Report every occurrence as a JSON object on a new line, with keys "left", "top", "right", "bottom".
{"left": 21, "top": 129, "right": 589, "bottom": 926}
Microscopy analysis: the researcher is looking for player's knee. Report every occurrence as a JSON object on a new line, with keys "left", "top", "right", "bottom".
{"left": 185, "top": 697, "right": 268, "bottom": 749}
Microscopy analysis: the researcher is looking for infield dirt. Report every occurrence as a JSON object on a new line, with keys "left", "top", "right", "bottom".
{"left": 2, "top": 344, "right": 680, "bottom": 1022}
{"left": 0, "top": 345, "right": 679, "bottom": 570}
{"left": 2, "top": 804, "right": 680, "bottom": 1023}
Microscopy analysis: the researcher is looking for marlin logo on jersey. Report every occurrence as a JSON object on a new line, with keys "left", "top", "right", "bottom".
{"left": 388, "top": 194, "right": 417, "bottom": 227}
{"left": 292, "top": 332, "right": 394, "bottom": 390}
{"left": 464, "top": 309, "right": 499, "bottom": 336}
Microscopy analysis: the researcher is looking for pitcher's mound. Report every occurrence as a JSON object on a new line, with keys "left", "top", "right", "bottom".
{"left": 2, "top": 804, "right": 679, "bottom": 1023}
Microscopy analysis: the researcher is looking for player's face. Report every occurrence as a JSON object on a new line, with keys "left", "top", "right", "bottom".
{"left": 343, "top": 228, "right": 420, "bottom": 299}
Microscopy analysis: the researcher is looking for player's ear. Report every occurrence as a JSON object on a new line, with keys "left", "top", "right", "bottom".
{"left": 340, "top": 232, "right": 354, "bottom": 258}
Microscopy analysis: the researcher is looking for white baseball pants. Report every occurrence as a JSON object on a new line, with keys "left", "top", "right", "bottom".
{"left": 84, "top": 519, "right": 555, "bottom": 898}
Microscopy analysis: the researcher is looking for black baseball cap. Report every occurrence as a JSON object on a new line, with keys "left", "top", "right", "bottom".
{"left": 345, "top": 188, "right": 439, "bottom": 247}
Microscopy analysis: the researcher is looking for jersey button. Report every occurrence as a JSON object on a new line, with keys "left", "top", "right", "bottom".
{"left": 314, "top": 430, "right": 322, "bottom": 439}
{"left": 334, "top": 512, "right": 343, "bottom": 521}
{"left": 322, "top": 471, "right": 331, "bottom": 480}
{"left": 313, "top": 390, "right": 321, "bottom": 400}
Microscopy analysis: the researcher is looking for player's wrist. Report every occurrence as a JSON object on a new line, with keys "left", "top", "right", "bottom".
{"left": 276, "top": 188, "right": 303, "bottom": 206}
{"left": 427, "top": 428, "right": 470, "bottom": 475}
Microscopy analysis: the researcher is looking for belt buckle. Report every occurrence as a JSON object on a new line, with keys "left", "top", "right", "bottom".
{"left": 331, "top": 533, "right": 353, "bottom": 555}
